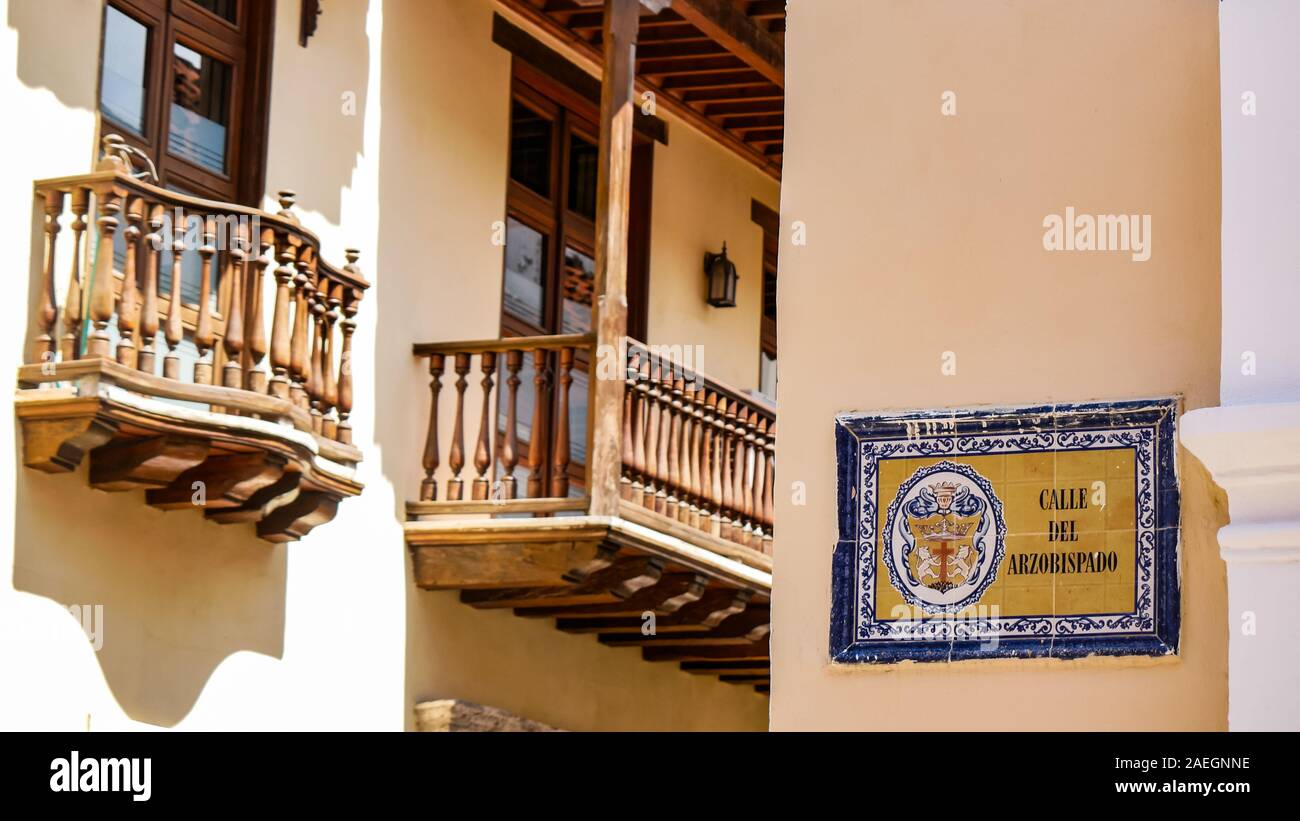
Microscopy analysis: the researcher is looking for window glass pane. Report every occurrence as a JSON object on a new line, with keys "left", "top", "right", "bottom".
{"left": 509, "top": 101, "right": 551, "bottom": 197}
{"left": 560, "top": 247, "right": 594, "bottom": 335}
{"left": 503, "top": 217, "right": 546, "bottom": 327}
{"left": 568, "top": 367, "right": 588, "bottom": 470}
{"left": 100, "top": 6, "right": 149, "bottom": 134}
{"left": 168, "top": 42, "right": 231, "bottom": 174}
{"left": 188, "top": 0, "right": 236, "bottom": 23}
{"left": 759, "top": 350, "right": 778, "bottom": 401}
{"left": 567, "top": 133, "right": 598, "bottom": 220}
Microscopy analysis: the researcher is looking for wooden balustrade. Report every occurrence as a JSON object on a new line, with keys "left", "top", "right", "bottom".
{"left": 415, "top": 334, "right": 592, "bottom": 508}
{"left": 411, "top": 333, "right": 775, "bottom": 555}
{"left": 622, "top": 340, "right": 776, "bottom": 555}
{"left": 28, "top": 140, "right": 368, "bottom": 445}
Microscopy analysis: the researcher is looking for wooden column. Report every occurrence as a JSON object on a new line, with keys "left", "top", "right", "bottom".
{"left": 586, "top": 0, "right": 640, "bottom": 518}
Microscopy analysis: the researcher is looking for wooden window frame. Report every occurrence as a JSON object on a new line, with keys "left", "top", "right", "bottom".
{"left": 97, "top": 0, "right": 275, "bottom": 206}
{"left": 500, "top": 60, "right": 655, "bottom": 495}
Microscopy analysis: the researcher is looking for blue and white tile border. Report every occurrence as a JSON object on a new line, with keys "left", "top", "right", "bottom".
{"left": 830, "top": 398, "right": 1181, "bottom": 664}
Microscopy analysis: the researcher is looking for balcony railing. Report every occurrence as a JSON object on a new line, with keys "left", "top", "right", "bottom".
{"left": 412, "top": 334, "right": 775, "bottom": 556}
{"left": 16, "top": 139, "right": 368, "bottom": 542}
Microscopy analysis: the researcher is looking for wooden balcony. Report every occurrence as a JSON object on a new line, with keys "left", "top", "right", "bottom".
{"left": 17, "top": 139, "right": 368, "bottom": 543}
{"left": 407, "top": 335, "right": 775, "bottom": 692}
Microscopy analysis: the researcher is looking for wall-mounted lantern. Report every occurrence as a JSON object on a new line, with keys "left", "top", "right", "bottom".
{"left": 704, "top": 243, "right": 739, "bottom": 308}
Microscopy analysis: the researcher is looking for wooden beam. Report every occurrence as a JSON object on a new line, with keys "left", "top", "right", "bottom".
{"left": 670, "top": 0, "right": 784, "bottom": 87}
{"left": 586, "top": 0, "right": 640, "bottom": 520}
{"left": 490, "top": 15, "right": 667, "bottom": 144}
{"left": 637, "top": 54, "right": 746, "bottom": 76}
{"left": 497, "top": 0, "right": 780, "bottom": 178}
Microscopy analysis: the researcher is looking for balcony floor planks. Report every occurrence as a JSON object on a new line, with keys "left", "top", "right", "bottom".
{"left": 405, "top": 510, "right": 772, "bottom": 692}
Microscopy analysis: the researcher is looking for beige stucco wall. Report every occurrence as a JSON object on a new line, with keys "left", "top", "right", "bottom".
{"left": 647, "top": 111, "right": 778, "bottom": 393}
{"left": 0, "top": 0, "right": 767, "bottom": 731}
{"left": 771, "top": 0, "right": 1227, "bottom": 730}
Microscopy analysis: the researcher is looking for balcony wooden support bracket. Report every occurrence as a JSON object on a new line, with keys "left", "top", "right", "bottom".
{"left": 405, "top": 511, "right": 772, "bottom": 692}
{"left": 15, "top": 358, "right": 362, "bottom": 544}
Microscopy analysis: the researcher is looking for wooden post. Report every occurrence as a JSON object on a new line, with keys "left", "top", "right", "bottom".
{"left": 586, "top": 0, "right": 640, "bottom": 518}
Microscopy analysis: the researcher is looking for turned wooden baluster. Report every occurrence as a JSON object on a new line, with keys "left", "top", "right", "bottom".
{"left": 655, "top": 358, "right": 674, "bottom": 516}
{"left": 707, "top": 392, "right": 728, "bottom": 537}
{"left": 447, "top": 352, "right": 471, "bottom": 501}
{"left": 290, "top": 244, "right": 313, "bottom": 409}
{"left": 268, "top": 229, "right": 295, "bottom": 398}
{"left": 34, "top": 189, "right": 64, "bottom": 365}
{"left": 664, "top": 365, "right": 683, "bottom": 520}
{"left": 499, "top": 350, "right": 522, "bottom": 499}
{"left": 420, "top": 353, "right": 446, "bottom": 501}
{"left": 743, "top": 410, "right": 759, "bottom": 545}
{"left": 470, "top": 351, "right": 498, "bottom": 500}
{"left": 735, "top": 405, "right": 754, "bottom": 545}
{"left": 334, "top": 249, "right": 363, "bottom": 440}
{"left": 754, "top": 420, "right": 769, "bottom": 555}
{"left": 642, "top": 355, "right": 662, "bottom": 511}
{"left": 550, "top": 346, "right": 574, "bottom": 498}
{"left": 336, "top": 284, "right": 359, "bottom": 443}
{"left": 60, "top": 188, "right": 89, "bottom": 362}
{"left": 620, "top": 355, "right": 636, "bottom": 501}
{"left": 86, "top": 186, "right": 123, "bottom": 359}
{"left": 759, "top": 423, "right": 769, "bottom": 550}
{"left": 676, "top": 372, "right": 695, "bottom": 523}
{"left": 681, "top": 376, "right": 702, "bottom": 524}
{"left": 162, "top": 208, "right": 186, "bottom": 379}
{"left": 115, "top": 195, "right": 144, "bottom": 367}
{"left": 306, "top": 258, "right": 326, "bottom": 431}
{"left": 717, "top": 397, "right": 735, "bottom": 541}
{"left": 629, "top": 348, "right": 649, "bottom": 506}
{"left": 320, "top": 282, "right": 341, "bottom": 439}
{"left": 244, "top": 227, "right": 271, "bottom": 393}
{"left": 527, "top": 348, "right": 551, "bottom": 498}
{"left": 222, "top": 220, "right": 248, "bottom": 389}
{"left": 137, "top": 203, "right": 163, "bottom": 374}
{"left": 192, "top": 215, "right": 217, "bottom": 384}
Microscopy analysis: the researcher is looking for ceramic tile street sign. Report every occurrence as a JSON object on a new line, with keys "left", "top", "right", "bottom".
{"left": 831, "top": 399, "right": 1181, "bottom": 663}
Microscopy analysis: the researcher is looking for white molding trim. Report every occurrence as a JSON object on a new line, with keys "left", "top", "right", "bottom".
{"left": 1182, "top": 402, "right": 1300, "bottom": 563}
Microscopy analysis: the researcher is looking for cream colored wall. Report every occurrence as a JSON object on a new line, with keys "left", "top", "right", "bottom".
{"left": 494, "top": 1, "right": 779, "bottom": 395}
{"left": 0, "top": 0, "right": 767, "bottom": 731}
{"left": 647, "top": 112, "right": 779, "bottom": 393}
{"left": 772, "top": 0, "right": 1227, "bottom": 730}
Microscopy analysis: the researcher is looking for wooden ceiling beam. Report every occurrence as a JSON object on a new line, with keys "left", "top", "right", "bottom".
{"left": 681, "top": 84, "right": 783, "bottom": 104}
{"left": 718, "top": 112, "right": 783, "bottom": 130}
{"left": 669, "top": 0, "right": 785, "bottom": 87}
{"left": 496, "top": 1, "right": 781, "bottom": 178}
{"left": 742, "top": 127, "right": 784, "bottom": 144}
{"left": 660, "top": 69, "right": 767, "bottom": 90}
{"left": 702, "top": 98, "right": 783, "bottom": 116}
{"left": 634, "top": 39, "right": 729, "bottom": 60}
{"left": 637, "top": 54, "right": 746, "bottom": 75}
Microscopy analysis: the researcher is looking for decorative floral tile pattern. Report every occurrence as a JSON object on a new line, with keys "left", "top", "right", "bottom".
{"left": 830, "top": 399, "right": 1181, "bottom": 663}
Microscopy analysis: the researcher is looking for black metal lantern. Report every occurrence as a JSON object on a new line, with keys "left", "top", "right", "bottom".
{"left": 704, "top": 243, "right": 739, "bottom": 308}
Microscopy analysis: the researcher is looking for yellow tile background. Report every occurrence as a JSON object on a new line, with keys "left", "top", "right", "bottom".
{"left": 874, "top": 448, "right": 1139, "bottom": 621}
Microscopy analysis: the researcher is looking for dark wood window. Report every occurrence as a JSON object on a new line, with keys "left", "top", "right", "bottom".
{"left": 753, "top": 199, "right": 779, "bottom": 400}
{"left": 97, "top": 0, "right": 275, "bottom": 205}
{"left": 501, "top": 60, "right": 654, "bottom": 496}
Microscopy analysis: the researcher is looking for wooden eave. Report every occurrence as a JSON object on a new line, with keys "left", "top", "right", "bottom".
{"left": 16, "top": 358, "right": 363, "bottom": 543}
{"left": 497, "top": 0, "right": 786, "bottom": 180}
{"left": 406, "top": 505, "right": 773, "bottom": 693}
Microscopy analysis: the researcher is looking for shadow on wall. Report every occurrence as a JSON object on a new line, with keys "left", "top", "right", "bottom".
{"left": 10, "top": 456, "right": 287, "bottom": 727}
{"left": 8, "top": 0, "right": 100, "bottom": 119}
{"left": 262, "top": 0, "right": 370, "bottom": 225}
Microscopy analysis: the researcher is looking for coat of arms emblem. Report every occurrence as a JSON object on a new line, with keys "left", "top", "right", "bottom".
{"left": 882, "top": 461, "right": 1007, "bottom": 613}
